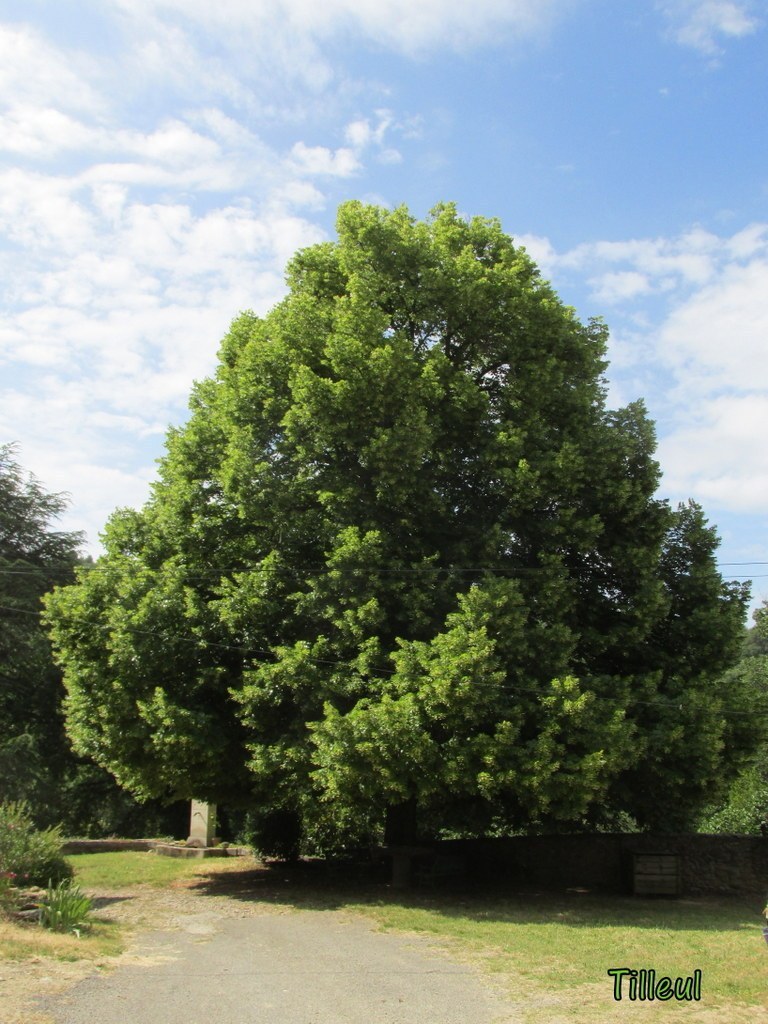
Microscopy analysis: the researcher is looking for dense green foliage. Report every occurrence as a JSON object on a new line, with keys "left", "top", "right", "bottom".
{"left": 0, "top": 444, "right": 187, "bottom": 838}
{"left": 699, "top": 605, "right": 768, "bottom": 834}
{"left": 0, "top": 443, "right": 84, "bottom": 821}
{"left": 0, "top": 801, "right": 72, "bottom": 887}
{"left": 45, "top": 202, "right": 752, "bottom": 852}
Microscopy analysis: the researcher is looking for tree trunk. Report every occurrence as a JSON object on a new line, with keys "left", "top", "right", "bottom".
{"left": 384, "top": 798, "right": 418, "bottom": 846}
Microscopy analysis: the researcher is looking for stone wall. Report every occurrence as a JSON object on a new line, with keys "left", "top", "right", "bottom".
{"left": 433, "top": 834, "right": 768, "bottom": 896}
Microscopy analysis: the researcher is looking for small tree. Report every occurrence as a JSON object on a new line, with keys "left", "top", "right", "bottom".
{"left": 45, "top": 202, "right": 752, "bottom": 851}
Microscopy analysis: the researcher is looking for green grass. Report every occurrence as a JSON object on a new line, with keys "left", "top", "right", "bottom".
{"left": 344, "top": 892, "right": 767, "bottom": 1011}
{"left": 70, "top": 850, "right": 210, "bottom": 889}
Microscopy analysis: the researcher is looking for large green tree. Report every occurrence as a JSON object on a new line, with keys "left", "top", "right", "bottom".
{"left": 45, "top": 202, "right": 752, "bottom": 852}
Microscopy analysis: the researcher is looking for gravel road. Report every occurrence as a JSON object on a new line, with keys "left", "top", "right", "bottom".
{"left": 34, "top": 905, "right": 519, "bottom": 1024}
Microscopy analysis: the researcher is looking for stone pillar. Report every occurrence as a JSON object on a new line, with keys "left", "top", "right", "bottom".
{"left": 188, "top": 800, "right": 217, "bottom": 847}
{"left": 390, "top": 849, "right": 412, "bottom": 888}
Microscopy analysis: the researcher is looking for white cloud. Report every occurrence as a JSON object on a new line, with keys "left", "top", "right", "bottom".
{"left": 659, "top": 394, "right": 768, "bottom": 512}
{"left": 658, "top": 1, "right": 760, "bottom": 54}
{"left": 290, "top": 141, "right": 362, "bottom": 177}
{"left": 560, "top": 228, "right": 721, "bottom": 295}
{"left": 657, "top": 258, "right": 768, "bottom": 394}
{"left": 0, "top": 171, "right": 97, "bottom": 251}
{"left": 345, "top": 111, "right": 393, "bottom": 148}
{"left": 726, "top": 223, "right": 768, "bottom": 259}
{"left": 106, "top": 0, "right": 573, "bottom": 57}
{"left": 590, "top": 271, "right": 652, "bottom": 304}
{"left": 8, "top": 431, "right": 161, "bottom": 553}
{"left": 0, "top": 24, "right": 104, "bottom": 112}
{"left": 0, "top": 106, "right": 97, "bottom": 156}
{"left": 269, "top": 181, "right": 327, "bottom": 212}
{"left": 378, "top": 148, "right": 403, "bottom": 165}
{"left": 515, "top": 233, "right": 559, "bottom": 278}
{"left": 0, "top": 148, "right": 327, "bottom": 553}
{"left": 126, "top": 120, "right": 222, "bottom": 166}
{"left": 342, "top": 111, "right": 403, "bottom": 165}
{"left": 345, "top": 119, "right": 376, "bottom": 149}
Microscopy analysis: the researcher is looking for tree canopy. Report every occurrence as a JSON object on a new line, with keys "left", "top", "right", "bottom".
{"left": 0, "top": 443, "right": 84, "bottom": 817}
{"left": 44, "top": 202, "right": 752, "bottom": 852}
{"left": 0, "top": 444, "right": 189, "bottom": 838}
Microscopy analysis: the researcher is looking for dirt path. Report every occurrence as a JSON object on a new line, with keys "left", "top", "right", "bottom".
{"left": 6, "top": 879, "right": 519, "bottom": 1024}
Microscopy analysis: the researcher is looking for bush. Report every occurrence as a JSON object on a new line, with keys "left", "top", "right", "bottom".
{"left": 240, "top": 808, "right": 302, "bottom": 860}
{"left": 0, "top": 801, "right": 73, "bottom": 887}
{"left": 0, "top": 871, "right": 17, "bottom": 917}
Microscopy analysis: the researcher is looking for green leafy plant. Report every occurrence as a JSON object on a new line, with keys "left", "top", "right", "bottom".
{"left": 39, "top": 878, "right": 92, "bottom": 936}
{"left": 0, "top": 800, "right": 73, "bottom": 887}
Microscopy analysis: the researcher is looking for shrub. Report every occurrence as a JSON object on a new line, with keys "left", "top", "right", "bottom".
{"left": 39, "top": 878, "right": 92, "bottom": 935}
{"left": 0, "top": 871, "right": 17, "bottom": 917}
{"left": 0, "top": 801, "right": 73, "bottom": 887}
{"left": 239, "top": 808, "right": 302, "bottom": 860}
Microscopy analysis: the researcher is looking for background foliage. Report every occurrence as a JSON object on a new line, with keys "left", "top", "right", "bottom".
{"left": 698, "top": 605, "right": 768, "bottom": 835}
{"left": 0, "top": 443, "right": 187, "bottom": 838}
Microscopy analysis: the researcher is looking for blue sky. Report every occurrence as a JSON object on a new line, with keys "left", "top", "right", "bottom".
{"left": 1, "top": 0, "right": 767, "bottom": 612}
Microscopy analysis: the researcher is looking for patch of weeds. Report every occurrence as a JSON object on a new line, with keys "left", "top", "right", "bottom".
{"left": 39, "top": 879, "right": 93, "bottom": 936}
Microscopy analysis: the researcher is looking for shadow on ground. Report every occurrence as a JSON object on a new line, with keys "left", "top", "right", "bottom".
{"left": 184, "top": 857, "right": 764, "bottom": 933}
{"left": 89, "top": 895, "right": 135, "bottom": 910}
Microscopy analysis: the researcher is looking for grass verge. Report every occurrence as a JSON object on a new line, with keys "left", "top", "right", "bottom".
{"left": 0, "top": 916, "right": 121, "bottom": 963}
{"left": 346, "top": 891, "right": 768, "bottom": 1017}
{"left": 70, "top": 850, "right": 246, "bottom": 889}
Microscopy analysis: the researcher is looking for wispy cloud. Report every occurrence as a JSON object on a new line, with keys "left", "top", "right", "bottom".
{"left": 0, "top": 23, "right": 105, "bottom": 112}
{"left": 107, "top": 0, "right": 573, "bottom": 58}
{"left": 657, "top": 0, "right": 761, "bottom": 55}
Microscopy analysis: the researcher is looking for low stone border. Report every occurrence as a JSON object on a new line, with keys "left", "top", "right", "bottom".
{"left": 153, "top": 843, "right": 227, "bottom": 859}
{"left": 62, "top": 839, "right": 158, "bottom": 854}
{"left": 62, "top": 838, "right": 251, "bottom": 858}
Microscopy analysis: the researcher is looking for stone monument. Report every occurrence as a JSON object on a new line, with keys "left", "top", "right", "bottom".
{"left": 188, "top": 800, "right": 217, "bottom": 847}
